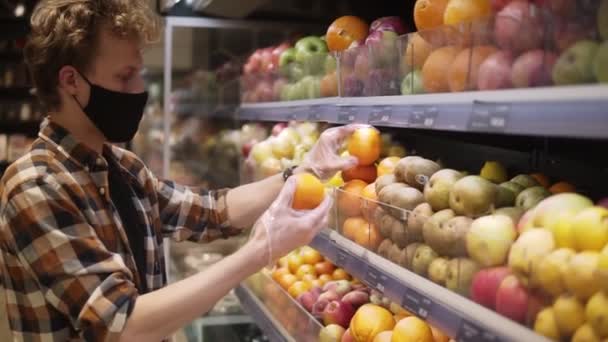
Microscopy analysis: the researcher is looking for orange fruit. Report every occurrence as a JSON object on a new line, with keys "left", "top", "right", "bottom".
{"left": 549, "top": 181, "right": 576, "bottom": 194}
{"left": 332, "top": 268, "right": 351, "bottom": 281}
{"left": 361, "top": 183, "right": 378, "bottom": 221}
{"left": 272, "top": 267, "right": 291, "bottom": 283}
{"left": 350, "top": 304, "right": 396, "bottom": 342}
{"left": 287, "top": 253, "right": 304, "bottom": 273}
{"left": 306, "top": 278, "right": 324, "bottom": 289}
{"left": 342, "top": 216, "right": 368, "bottom": 241}
{"left": 377, "top": 157, "right": 401, "bottom": 177}
{"left": 343, "top": 164, "right": 378, "bottom": 183}
{"left": 373, "top": 331, "right": 393, "bottom": 342}
{"left": 326, "top": 16, "right": 369, "bottom": 52}
{"left": 314, "top": 261, "right": 336, "bottom": 275}
{"left": 318, "top": 274, "right": 334, "bottom": 285}
{"left": 422, "top": 46, "right": 461, "bottom": 93}
{"left": 295, "top": 264, "right": 317, "bottom": 280}
{"left": 414, "top": 0, "right": 450, "bottom": 31}
{"left": 277, "top": 256, "right": 289, "bottom": 268}
{"left": 448, "top": 45, "right": 497, "bottom": 92}
{"left": 392, "top": 316, "right": 434, "bottom": 342}
{"left": 292, "top": 172, "right": 325, "bottom": 210}
{"left": 338, "top": 180, "right": 368, "bottom": 217}
{"left": 530, "top": 173, "right": 551, "bottom": 188}
{"left": 354, "top": 222, "right": 382, "bottom": 251}
{"left": 287, "top": 280, "right": 311, "bottom": 298}
{"left": 348, "top": 127, "right": 381, "bottom": 166}
{"left": 443, "top": 0, "right": 492, "bottom": 26}
{"left": 300, "top": 247, "right": 324, "bottom": 265}
{"left": 278, "top": 273, "right": 298, "bottom": 290}
{"left": 320, "top": 71, "right": 339, "bottom": 97}
{"left": 430, "top": 324, "right": 450, "bottom": 342}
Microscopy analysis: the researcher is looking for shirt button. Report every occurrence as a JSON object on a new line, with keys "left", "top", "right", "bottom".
{"left": 99, "top": 187, "right": 106, "bottom": 196}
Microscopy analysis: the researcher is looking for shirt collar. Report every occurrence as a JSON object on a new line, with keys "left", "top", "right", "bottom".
{"left": 39, "top": 119, "right": 111, "bottom": 170}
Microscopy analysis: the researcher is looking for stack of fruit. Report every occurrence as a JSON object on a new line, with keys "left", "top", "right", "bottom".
{"left": 241, "top": 42, "right": 292, "bottom": 103}
{"left": 319, "top": 302, "right": 453, "bottom": 342}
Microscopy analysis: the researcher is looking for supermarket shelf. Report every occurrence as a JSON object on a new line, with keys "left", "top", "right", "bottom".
{"left": 310, "top": 229, "right": 550, "bottom": 342}
{"left": 166, "top": 16, "right": 323, "bottom": 31}
{"left": 193, "top": 314, "right": 253, "bottom": 327}
{"left": 234, "top": 285, "right": 293, "bottom": 342}
{"left": 238, "top": 85, "right": 608, "bottom": 139}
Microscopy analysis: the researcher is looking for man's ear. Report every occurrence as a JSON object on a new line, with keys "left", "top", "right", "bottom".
{"left": 58, "top": 65, "right": 79, "bottom": 96}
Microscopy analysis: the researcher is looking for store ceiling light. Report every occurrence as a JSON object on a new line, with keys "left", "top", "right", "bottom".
{"left": 14, "top": 3, "right": 25, "bottom": 17}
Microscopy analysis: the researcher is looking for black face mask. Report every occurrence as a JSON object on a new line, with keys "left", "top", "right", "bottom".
{"left": 73, "top": 72, "right": 149, "bottom": 143}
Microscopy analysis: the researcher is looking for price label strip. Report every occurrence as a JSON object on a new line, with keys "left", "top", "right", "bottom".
{"left": 457, "top": 320, "right": 501, "bottom": 342}
{"left": 409, "top": 106, "right": 438, "bottom": 128}
{"left": 401, "top": 288, "right": 433, "bottom": 320}
{"left": 368, "top": 106, "right": 393, "bottom": 125}
{"left": 337, "top": 106, "right": 360, "bottom": 123}
{"left": 364, "top": 265, "right": 403, "bottom": 299}
{"left": 468, "top": 102, "right": 510, "bottom": 132}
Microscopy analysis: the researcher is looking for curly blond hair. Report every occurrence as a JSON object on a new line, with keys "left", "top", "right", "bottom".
{"left": 25, "top": 0, "right": 160, "bottom": 109}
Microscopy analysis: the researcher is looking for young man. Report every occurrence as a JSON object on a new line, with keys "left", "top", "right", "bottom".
{"left": 0, "top": 1, "right": 359, "bottom": 341}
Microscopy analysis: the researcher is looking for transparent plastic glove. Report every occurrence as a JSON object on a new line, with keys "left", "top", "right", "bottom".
{"left": 250, "top": 177, "right": 333, "bottom": 267}
{"left": 301, "top": 124, "right": 369, "bottom": 180}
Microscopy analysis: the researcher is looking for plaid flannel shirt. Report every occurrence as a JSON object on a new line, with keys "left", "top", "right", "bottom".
{"left": 0, "top": 122, "right": 240, "bottom": 341}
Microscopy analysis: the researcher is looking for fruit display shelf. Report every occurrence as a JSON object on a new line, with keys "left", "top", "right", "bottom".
{"left": 309, "top": 229, "right": 550, "bottom": 342}
{"left": 237, "top": 84, "right": 608, "bottom": 140}
{"left": 235, "top": 270, "right": 324, "bottom": 342}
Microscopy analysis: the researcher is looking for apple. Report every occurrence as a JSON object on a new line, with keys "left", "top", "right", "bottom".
{"left": 259, "top": 47, "right": 274, "bottom": 73}
{"left": 571, "top": 206, "right": 608, "bottom": 251}
{"left": 323, "top": 300, "right": 356, "bottom": 328}
{"left": 295, "top": 36, "right": 328, "bottom": 75}
{"left": 522, "top": 193, "right": 593, "bottom": 233}
{"left": 466, "top": 215, "right": 517, "bottom": 267}
{"left": 511, "top": 50, "right": 558, "bottom": 88}
{"left": 494, "top": 1, "right": 545, "bottom": 53}
{"left": 341, "top": 329, "right": 354, "bottom": 342}
{"left": 342, "top": 74, "right": 364, "bottom": 97}
{"left": 313, "top": 298, "right": 330, "bottom": 319}
{"left": 279, "top": 47, "right": 297, "bottom": 68}
{"left": 341, "top": 290, "right": 370, "bottom": 309}
{"left": 424, "top": 169, "right": 464, "bottom": 211}
{"left": 445, "top": 258, "right": 480, "bottom": 297}
{"left": 510, "top": 174, "right": 540, "bottom": 188}
{"left": 241, "top": 139, "right": 257, "bottom": 158}
{"left": 553, "top": 40, "right": 599, "bottom": 85}
{"left": 491, "top": 0, "right": 512, "bottom": 11}
{"left": 369, "top": 16, "right": 407, "bottom": 35}
{"left": 354, "top": 48, "right": 370, "bottom": 80}
{"left": 255, "top": 81, "right": 274, "bottom": 102}
{"left": 319, "top": 324, "right": 346, "bottom": 342}
{"left": 320, "top": 72, "right": 339, "bottom": 97}
{"left": 365, "top": 31, "right": 400, "bottom": 67}
{"left": 250, "top": 140, "right": 272, "bottom": 164}
{"left": 471, "top": 267, "right": 511, "bottom": 309}
{"left": 298, "top": 287, "right": 322, "bottom": 312}
{"left": 271, "top": 43, "right": 291, "bottom": 66}
{"left": 534, "top": 248, "right": 575, "bottom": 297}
{"left": 272, "top": 78, "right": 288, "bottom": 101}
{"left": 244, "top": 49, "right": 262, "bottom": 74}
{"left": 508, "top": 228, "right": 555, "bottom": 288}
{"left": 401, "top": 70, "right": 425, "bottom": 95}
{"left": 364, "top": 68, "right": 400, "bottom": 96}
{"left": 534, "top": 0, "right": 576, "bottom": 16}
{"left": 323, "top": 280, "right": 352, "bottom": 297}
{"left": 495, "top": 275, "right": 530, "bottom": 324}
{"left": 553, "top": 17, "right": 597, "bottom": 52}
{"left": 593, "top": 41, "right": 608, "bottom": 83}
{"left": 449, "top": 176, "right": 498, "bottom": 218}
{"left": 494, "top": 206, "right": 525, "bottom": 226}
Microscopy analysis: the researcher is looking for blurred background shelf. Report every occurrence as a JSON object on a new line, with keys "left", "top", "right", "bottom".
{"left": 0, "top": 120, "right": 40, "bottom": 137}
{"left": 310, "top": 229, "right": 550, "bottom": 342}
{"left": 238, "top": 85, "right": 608, "bottom": 140}
{"left": 234, "top": 285, "right": 293, "bottom": 342}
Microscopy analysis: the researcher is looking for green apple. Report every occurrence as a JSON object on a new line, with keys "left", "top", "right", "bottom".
{"left": 325, "top": 54, "right": 337, "bottom": 74}
{"left": 599, "top": 0, "right": 608, "bottom": 40}
{"left": 593, "top": 41, "right": 608, "bottom": 83}
{"left": 510, "top": 174, "right": 539, "bottom": 188}
{"left": 401, "top": 70, "right": 425, "bottom": 95}
{"left": 516, "top": 186, "right": 551, "bottom": 211}
{"left": 295, "top": 36, "right": 328, "bottom": 76}
{"left": 449, "top": 176, "right": 498, "bottom": 218}
{"left": 552, "top": 40, "right": 599, "bottom": 85}
{"left": 279, "top": 47, "right": 297, "bottom": 68}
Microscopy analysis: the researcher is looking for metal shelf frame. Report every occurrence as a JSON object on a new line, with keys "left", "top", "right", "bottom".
{"left": 310, "top": 229, "right": 551, "bottom": 342}
{"left": 238, "top": 85, "right": 608, "bottom": 140}
{"left": 234, "top": 285, "right": 293, "bottom": 342}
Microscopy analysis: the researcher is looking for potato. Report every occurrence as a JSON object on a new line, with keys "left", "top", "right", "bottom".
{"left": 388, "top": 243, "right": 403, "bottom": 264}
{"left": 407, "top": 202, "right": 434, "bottom": 243}
{"left": 395, "top": 156, "right": 441, "bottom": 190}
{"left": 378, "top": 212, "right": 394, "bottom": 239}
{"left": 375, "top": 174, "right": 397, "bottom": 195}
{"left": 377, "top": 239, "right": 393, "bottom": 258}
{"left": 389, "top": 215, "right": 409, "bottom": 248}
{"left": 400, "top": 242, "right": 423, "bottom": 270}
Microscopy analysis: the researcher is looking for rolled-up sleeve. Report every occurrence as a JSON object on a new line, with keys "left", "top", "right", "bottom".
{"left": 3, "top": 178, "right": 138, "bottom": 341}
{"left": 152, "top": 174, "right": 241, "bottom": 243}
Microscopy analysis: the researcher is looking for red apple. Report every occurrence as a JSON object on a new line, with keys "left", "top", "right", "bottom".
{"left": 511, "top": 50, "right": 557, "bottom": 88}
{"left": 494, "top": 1, "right": 545, "bottom": 53}
{"left": 255, "top": 81, "right": 274, "bottom": 102}
{"left": 323, "top": 300, "right": 355, "bottom": 328}
{"left": 241, "top": 140, "right": 257, "bottom": 158}
{"left": 553, "top": 17, "right": 597, "bottom": 52}
{"left": 471, "top": 267, "right": 512, "bottom": 309}
{"left": 478, "top": 51, "right": 514, "bottom": 90}
{"left": 260, "top": 48, "right": 274, "bottom": 73}
{"left": 495, "top": 275, "right": 530, "bottom": 324}
{"left": 271, "top": 43, "right": 291, "bottom": 66}
{"left": 298, "top": 288, "right": 322, "bottom": 312}
{"left": 244, "top": 50, "right": 263, "bottom": 74}
{"left": 525, "top": 293, "right": 546, "bottom": 326}
{"left": 341, "top": 329, "right": 355, "bottom": 342}
{"left": 533, "top": 0, "right": 576, "bottom": 16}
{"left": 369, "top": 16, "right": 407, "bottom": 35}
{"left": 313, "top": 298, "right": 330, "bottom": 320}
{"left": 492, "top": 0, "right": 515, "bottom": 11}
{"left": 354, "top": 49, "right": 370, "bottom": 80}
{"left": 320, "top": 324, "right": 346, "bottom": 342}
{"left": 272, "top": 78, "right": 288, "bottom": 100}
{"left": 341, "top": 290, "right": 370, "bottom": 309}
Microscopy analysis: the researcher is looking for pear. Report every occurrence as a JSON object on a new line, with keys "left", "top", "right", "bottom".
{"left": 445, "top": 258, "right": 480, "bottom": 297}
{"left": 395, "top": 156, "right": 441, "bottom": 190}
{"left": 586, "top": 292, "right": 608, "bottom": 338}
{"left": 553, "top": 294, "right": 586, "bottom": 337}
{"left": 516, "top": 186, "right": 551, "bottom": 211}
{"left": 511, "top": 174, "right": 540, "bottom": 188}
{"left": 423, "top": 216, "right": 473, "bottom": 257}
{"left": 424, "top": 169, "right": 464, "bottom": 211}
{"left": 428, "top": 257, "right": 450, "bottom": 286}
{"left": 534, "top": 248, "right": 575, "bottom": 297}
{"left": 407, "top": 203, "right": 434, "bottom": 243}
{"left": 411, "top": 244, "right": 438, "bottom": 277}
{"left": 480, "top": 161, "right": 508, "bottom": 184}
{"left": 494, "top": 207, "right": 525, "bottom": 226}
{"left": 449, "top": 176, "right": 498, "bottom": 218}
{"left": 572, "top": 324, "right": 601, "bottom": 342}
{"left": 466, "top": 215, "right": 517, "bottom": 267}
{"left": 496, "top": 181, "right": 525, "bottom": 207}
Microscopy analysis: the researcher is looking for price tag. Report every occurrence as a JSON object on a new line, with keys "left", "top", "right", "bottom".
{"left": 364, "top": 266, "right": 386, "bottom": 293}
{"left": 369, "top": 106, "right": 393, "bottom": 125}
{"left": 338, "top": 106, "right": 358, "bottom": 123}
{"left": 468, "top": 102, "right": 510, "bottom": 132}
{"left": 457, "top": 320, "right": 500, "bottom": 342}
{"left": 402, "top": 288, "right": 433, "bottom": 320}
{"left": 335, "top": 247, "right": 352, "bottom": 269}
{"left": 409, "top": 106, "right": 437, "bottom": 128}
